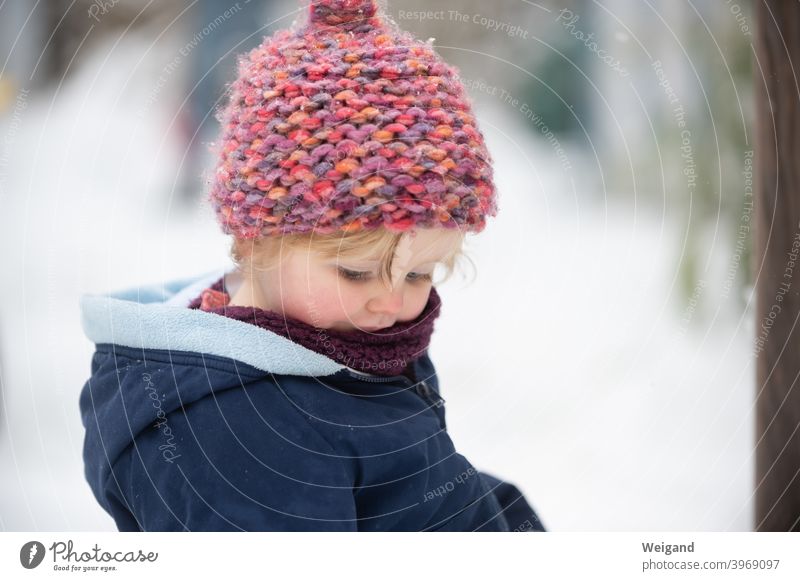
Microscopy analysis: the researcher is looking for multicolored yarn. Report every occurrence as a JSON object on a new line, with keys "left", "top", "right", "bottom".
{"left": 208, "top": 0, "right": 498, "bottom": 239}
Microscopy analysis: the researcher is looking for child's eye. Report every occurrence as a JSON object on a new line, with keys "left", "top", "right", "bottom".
{"left": 337, "top": 267, "right": 433, "bottom": 284}
{"left": 338, "top": 267, "right": 371, "bottom": 281}
{"left": 406, "top": 271, "right": 433, "bottom": 283}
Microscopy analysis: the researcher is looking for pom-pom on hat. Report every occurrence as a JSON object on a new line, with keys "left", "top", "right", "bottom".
{"left": 209, "top": 0, "right": 498, "bottom": 239}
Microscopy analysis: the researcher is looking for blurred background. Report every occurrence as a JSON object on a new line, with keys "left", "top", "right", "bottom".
{"left": 0, "top": 0, "right": 756, "bottom": 530}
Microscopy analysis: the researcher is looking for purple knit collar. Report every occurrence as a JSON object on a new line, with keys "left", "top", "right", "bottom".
{"left": 187, "top": 276, "right": 441, "bottom": 378}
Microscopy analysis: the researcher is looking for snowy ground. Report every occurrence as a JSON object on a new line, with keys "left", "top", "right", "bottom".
{"left": 0, "top": 26, "right": 755, "bottom": 531}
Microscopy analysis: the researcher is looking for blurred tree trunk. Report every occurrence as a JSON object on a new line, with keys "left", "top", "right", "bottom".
{"left": 754, "top": 0, "right": 800, "bottom": 532}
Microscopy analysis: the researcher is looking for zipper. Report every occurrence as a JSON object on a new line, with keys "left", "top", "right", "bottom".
{"left": 343, "top": 369, "right": 446, "bottom": 408}
{"left": 414, "top": 380, "right": 446, "bottom": 408}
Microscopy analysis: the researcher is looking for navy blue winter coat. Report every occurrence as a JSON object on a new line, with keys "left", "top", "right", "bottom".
{"left": 78, "top": 269, "right": 545, "bottom": 532}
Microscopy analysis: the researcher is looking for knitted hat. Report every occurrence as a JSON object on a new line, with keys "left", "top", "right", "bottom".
{"left": 208, "top": 0, "right": 498, "bottom": 239}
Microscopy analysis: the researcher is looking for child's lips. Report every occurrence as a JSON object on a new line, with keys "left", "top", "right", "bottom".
{"left": 361, "top": 320, "right": 395, "bottom": 331}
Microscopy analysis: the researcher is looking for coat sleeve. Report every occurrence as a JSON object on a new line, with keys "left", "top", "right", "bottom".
{"left": 477, "top": 471, "right": 546, "bottom": 532}
{"left": 111, "top": 384, "right": 359, "bottom": 532}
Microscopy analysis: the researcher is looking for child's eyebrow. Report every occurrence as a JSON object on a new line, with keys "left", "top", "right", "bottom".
{"left": 333, "top": 257, "right": 382, "bottom": 267}
{"left": 335, "top": 257, "right": 443, "bottom": 270}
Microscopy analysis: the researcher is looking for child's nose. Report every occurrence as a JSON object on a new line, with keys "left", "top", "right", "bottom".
{"left": 368, "top": 285, "right": 405, "bottom": 315}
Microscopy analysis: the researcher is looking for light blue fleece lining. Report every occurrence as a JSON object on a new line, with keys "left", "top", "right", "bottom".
{"left": 79, "top": 268, "right": 345, "bottom": 377}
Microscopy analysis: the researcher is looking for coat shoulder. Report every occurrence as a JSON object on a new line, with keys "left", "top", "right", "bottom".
{"left": 87, "top": 346, "right": 358, "bottom": 531}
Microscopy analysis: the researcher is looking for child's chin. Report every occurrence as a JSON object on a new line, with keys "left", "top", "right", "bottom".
{"left": 358, "top": 325, "right": 387, "bottom": 332}
{"left": 321, "top": 321, "right": 357, "bottom": 332}
{"left": 326, "top": 321, "right": 381, "bottom": 333}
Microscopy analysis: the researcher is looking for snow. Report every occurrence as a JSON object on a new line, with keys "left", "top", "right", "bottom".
{"left": 434, "top": 106, "right": 756, "bottom": 531}
{"left": 0, "top": 25, "right": 755, "bottom": 531}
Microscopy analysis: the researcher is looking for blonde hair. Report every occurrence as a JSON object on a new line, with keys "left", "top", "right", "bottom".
{"left": 230, "top": 227, "right": 472, "bottom": 287}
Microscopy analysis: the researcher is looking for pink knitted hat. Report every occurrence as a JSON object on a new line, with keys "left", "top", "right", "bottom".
{"left": 208, "top": 0, "right": 498, "bottom": 239}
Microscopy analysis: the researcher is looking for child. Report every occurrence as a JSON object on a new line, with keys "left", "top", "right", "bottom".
{"left": 78, "top": 0, "right": 545, "bottom": 532}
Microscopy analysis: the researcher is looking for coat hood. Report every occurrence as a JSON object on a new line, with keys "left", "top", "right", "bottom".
{"left": 78, "top": 267, "right": 354, "bottom": 514}
{"left": 79, "top": 267, "right": 346, "bottom": 377}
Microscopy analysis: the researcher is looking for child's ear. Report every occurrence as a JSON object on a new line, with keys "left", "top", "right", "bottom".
{"left": 230, "top": 237, "right": 256, "bottom": 267}
{"left": 231, "top": 237, "right": 279, "bottom": 273}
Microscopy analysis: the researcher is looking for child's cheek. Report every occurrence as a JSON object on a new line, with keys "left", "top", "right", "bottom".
{"left": 307, "top": 286, "right": 361, "bottom": 327}
{"left": 398, "top": 286, "right": 431, "bottom": 320}
{"left": 279, "top": 281, "right": 354, "bottom": 329}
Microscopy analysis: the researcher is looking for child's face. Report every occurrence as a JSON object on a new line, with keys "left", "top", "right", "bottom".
{"left": 248, "top": 228, "right": 463, "bottom": 332}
